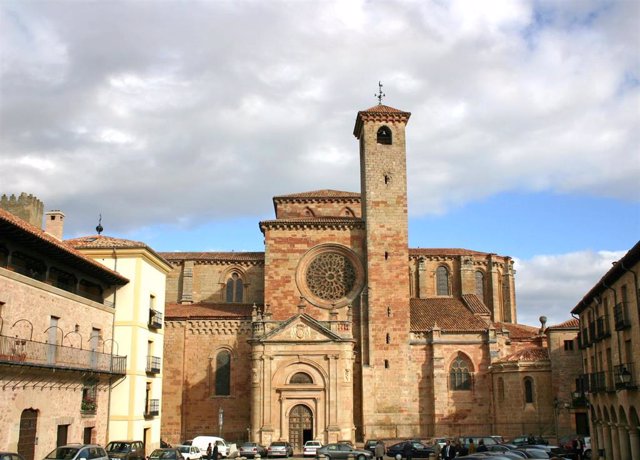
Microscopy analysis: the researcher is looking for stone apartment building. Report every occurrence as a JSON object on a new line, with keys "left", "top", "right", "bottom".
{"left": 572, "top": 240, "right": 640, "bottom": 460}
{"left": 160, "top": 103, "right": 585, "bottom": 448}
{"left": 0, "top": 197, "right": 128, "bottom": 459}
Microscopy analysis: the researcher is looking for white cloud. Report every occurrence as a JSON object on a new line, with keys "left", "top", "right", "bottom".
{"left": 514, "top": 249, "right": 626, "bottom": 327}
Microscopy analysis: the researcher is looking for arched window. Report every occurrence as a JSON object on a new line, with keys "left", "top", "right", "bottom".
{"left": 225, "top": 273, "right": 244, "bottom": 303}
{"left": 215, "top": 350, "right": 231, "bottom": 396}
{"left": 475, "top": 271, "right": 484, "bottom": 299}
{"left": 524, "top": 377, "right": 534, "bottom": 403}
{"left": 436, "top": 266, "right": 450, "bottom": 296}
{"left": 497, "top": 377, "right": 505, "bottom": 402}
{"left": 290, "top": 372, "right": 313, "bottom": 384}
{"left": 450, "top": 355, "right": 472, "bottom": 391}
{"left": 377, "top": 126, "right": 392, "bottom": 145}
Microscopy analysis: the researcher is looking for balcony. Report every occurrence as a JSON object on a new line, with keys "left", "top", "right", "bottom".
{"left": 581, "top": 327, "right": 591, "bottom": 348}
{"left": 589, "top": 371, "right": 607, "bottom": 393}
{"left": 614, "top": 303, "right": 631, "bottom": 330}
{"left": 614, "top": 363, "right": 636, "bottom": 390}
{"left": 146, "top": 355, "right": 161, "bottom": 374}
{"left": 588, "top": 321, "right": 596, "bottom": 343}
{"left": 148, "top": 310, "right": 163, "bottom": 330}
{"left": 0, "top": 334, "right": 126, "bottom": 375}
{"left": 595, "top": 316, "right": 611, "bottom": 341}
{"left": 145, "top": 398, "right": 159, "bottom": 417}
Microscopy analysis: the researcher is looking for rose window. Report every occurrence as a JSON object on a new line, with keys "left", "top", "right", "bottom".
{"left": 305, "top": 253, "right": 356, "bottom": 301}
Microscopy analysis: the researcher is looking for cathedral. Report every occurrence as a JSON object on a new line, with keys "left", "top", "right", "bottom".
{"left": 159, "top": 104, "right": 583, "bottom": 448}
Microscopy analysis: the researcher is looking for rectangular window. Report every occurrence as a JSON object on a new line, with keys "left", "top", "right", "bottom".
{"left": 564, "top": 340, "right": 574, "bottom": 351}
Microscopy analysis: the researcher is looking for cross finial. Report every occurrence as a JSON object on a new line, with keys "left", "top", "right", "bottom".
{"left": 375, "top": 81, "right": 385, "bottom": 105}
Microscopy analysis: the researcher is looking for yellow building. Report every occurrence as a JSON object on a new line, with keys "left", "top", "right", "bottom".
{"left": 68, "top": 236, "right": 172, "bottom": 453}
{"left": 572, "top": 240, "right": 640, "bottom": 460}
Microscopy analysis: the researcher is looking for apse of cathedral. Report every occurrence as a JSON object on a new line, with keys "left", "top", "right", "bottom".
{"left": 159, "top": 103, "right": 583, "bottom": 447}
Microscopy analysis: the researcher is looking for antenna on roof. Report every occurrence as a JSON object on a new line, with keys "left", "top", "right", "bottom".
{"left": 375, "top": 81, "right": 385, "bottom": 105}
{"left": 96, "top": 214, "right": 104, "bottom": 235}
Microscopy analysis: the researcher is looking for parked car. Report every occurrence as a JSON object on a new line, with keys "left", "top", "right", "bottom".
{"left": 513, "top": 447, "right": 554, "bottom": 458}
{"left": 457, "top": 436, "right": 498, "bottom": 449}
{"left": 511, "top": 436, "right": 548, "bottom": 446}
{"left": 266, "top": 442, "right": 293, "bottom": 458}
{"left": 362, "top": 441, "right": 377, "bottom": 455}
{"left": 303, "top": 441, "right": 323, "bottom": 457}
{"left": 315, "top": 444, "right": 372, "bottom": 460}
{"left": 106, "top": 441, "right": 145, "bottom": 460}
{"left": 147, "top": 449, "right": 184, "bottom": 460}
{"left": 191, "top": 437, "right": 229, "bottom": 459}
{"left": 386, "top": 441, "right": 434, "bottom": 459}
{"left": 45, "top": 445, "right": 109, "bottom": 460}
{"left": 238, "top": 443, "right": 267, "bottom": 459}
{"left": 583, "top": 436, "right": 592, "bottom": 459}
{"left": 1, "top": 453, "right": 25, "bottom": 460}
{"left": 176, "top": 446, "right": 202, "bottom": 460}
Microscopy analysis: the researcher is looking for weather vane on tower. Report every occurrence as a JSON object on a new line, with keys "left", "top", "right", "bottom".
{"left": 375, "top": 81, "right": 385, "bottom": 105}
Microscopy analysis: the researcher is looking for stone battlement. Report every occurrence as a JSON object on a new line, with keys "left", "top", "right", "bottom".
{"left": 0, "top": 192, "right": 44, "bottom": 228}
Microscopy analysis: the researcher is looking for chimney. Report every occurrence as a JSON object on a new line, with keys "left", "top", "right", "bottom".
{"left": 45, "top": 210, "right": 65, "bottom": 240}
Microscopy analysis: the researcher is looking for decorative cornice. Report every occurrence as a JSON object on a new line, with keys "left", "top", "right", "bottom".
{"left": 260, "top": 218, "right": 365, "bottom": 233}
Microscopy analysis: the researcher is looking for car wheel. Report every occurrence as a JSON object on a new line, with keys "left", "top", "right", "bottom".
{"left": 584, "top": 450, "right": 591, "bottom": 459}
{"left": 357, "top": 455, "right": 366, "bottom": 460}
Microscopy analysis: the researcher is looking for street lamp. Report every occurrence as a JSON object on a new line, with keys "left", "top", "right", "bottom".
{"left": 618, "top": 367, "right": 632, "bottom": 386}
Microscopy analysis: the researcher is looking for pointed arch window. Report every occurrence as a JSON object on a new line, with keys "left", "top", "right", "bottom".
{"left": 436, "top": 266, "right": 450, "bottom": 296}
{"left": 290, "top": 372, "right": 313, "bottom": 384}
{"left": 225, "top": 273, "right": 244, "bottom": 303}
{"left": 524, "top": 377, "right": 534, "bottom": 403}
{"left": 377, "top": 126, "right": 392, "bottom": 145}
{"left": 475, "top": 270, "right": 484, "bottom": 299}
{"left": 215, "top": 350, "right": 231, "bottom": 396}
{"left": 450, "top": 355, "right": 472, "bottom": 391}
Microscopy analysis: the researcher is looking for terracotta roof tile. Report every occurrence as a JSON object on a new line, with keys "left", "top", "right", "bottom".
{"left": 360, "top": 104, "right": 407, "bottom": 113}
{"left": 494, "top": 347, "right": 549, "bottom": 363}
{"left": 410, "top": 297, "right": 490, "bottom": 332}
{"left": 462, "top": 294, "right": 491, "bottom": 314}
{"left": 67, "top": 234, "right": 170, "bottom": 267}
{"left": 547, "top": 318, "right": 579, "bottom": 329}
{"left": 353, "top": 105, "right": 411, "bottom": 137}
{"left": 495, "top": 322, "right": 540, "bottom": 339}
{"left": 159, "top": 252, "right": 265, "bottom": 262}
{"left": 0, "top": 209, "right": 128, "bottom": 284}
{"left": 274, "top": 190, "right": 361, "bottom": 200}
{"left": 165, "top": 303, "right": 256, "bottom": 319}
{"left": 409, "top": 248, "right": 494, "bottom": 257}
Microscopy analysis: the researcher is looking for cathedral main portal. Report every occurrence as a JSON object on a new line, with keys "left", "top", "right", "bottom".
{"left": 288, "top": 404, "right": 313, "bottom": 452}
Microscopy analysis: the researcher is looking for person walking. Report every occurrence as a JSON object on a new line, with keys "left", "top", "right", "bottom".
{"left": 476, "top": 440, "right": 488, "bottom": 453}
{"left": 402, "top": 441, "right": 412, "bottom": 460}
{"left": 375, "top": 441, "right": 385, "bottom": 460}
{"left": 206, "top": 443, "right": 212, "bottom": 460}
{"left": 212, "top": 443, "right": 219, "bottom": 460}
{"left": 441, "top": 440, "right": 455, "bottom": 460}
{"left": 467, "top": 439, "right": 476, "bottom": 454}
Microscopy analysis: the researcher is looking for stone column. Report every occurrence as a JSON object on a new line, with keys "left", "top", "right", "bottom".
{"left": 610, "top": 423, "right": 620, "bottom": 460}
{"left": 251, "top": 358, "right": 261, "bottom": 442}
{"left": 595, "top": 422, "right": 604, "bottom": 460}
{"left": 603, "top": 422, "right": 613, "bottom": 460}
{"left": 618, "top": 424, "right": 630, "bottom": 460}
{"left": 263, "top": 355, "right": 273, "bottom": 430}
{"left": 629, "top": 425, "right": 640, "bottom": 460}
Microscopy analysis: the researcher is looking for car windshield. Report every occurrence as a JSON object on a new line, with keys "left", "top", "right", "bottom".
{"left": 177, "top": 448, "right": 190, "bottom": 453}
{"left": 46, "top": 448, "right": 80, "bottom": 460}
{"left": 271, "top": 443, "right": 286, "bottom": 447}
{"left": 150, "top": 451, "right": 177, "bottom": 459}
{"left": 106, "top": 444, "right": 131, "bottom": 453}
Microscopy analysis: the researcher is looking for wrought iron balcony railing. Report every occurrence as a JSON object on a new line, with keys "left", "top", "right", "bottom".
{"left": 145, "top": 398, "right": 160, "bottom": 417}
{"left": 146, "top": 355, "right": 161, "bottom": 374}
{"left": 614, "top": 302, "right": 631, "bottom": 330}
{"left": 148, "top": 310, "right": 163, "bottom": 329}
{"left": 614, "top": 362, "right": 636, "bottom": 390}
{"left": 0, "top": 334, "right": 126, "bottom": 375}
{"left": 595, "top": 316, "right": 611, "bottom": 340}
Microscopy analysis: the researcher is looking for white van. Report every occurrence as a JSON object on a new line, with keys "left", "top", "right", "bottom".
{"left": 191, "top": 437, "right": 230, "bottom": 459}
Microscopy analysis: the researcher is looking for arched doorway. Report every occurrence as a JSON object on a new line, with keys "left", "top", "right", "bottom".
{"left": 288, "top": 405, "right": 313, "bottom": 453}
{"left": 18, "top": 409, "right": 38, "bottom": 460}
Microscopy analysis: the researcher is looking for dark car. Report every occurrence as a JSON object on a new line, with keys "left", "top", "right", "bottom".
{"left": 1, "top": 453, "right": 25, "bottom": 460}
{"left": 239, "top": 443, "right": 267, "bottom": 459}
{"left": 106, "top": 441, "right": 145, "bottom": 460}
{"left": 267, "top": 442, "right": 293, "bottom": 458}
{"left": 316, "top": 443, "right": 372, "bottom": 460}
{"left": 386, "top": 441, "right": 434, "bottom": 459}
{"left": 148, "top": 449, "right": 184, "bottom": 460}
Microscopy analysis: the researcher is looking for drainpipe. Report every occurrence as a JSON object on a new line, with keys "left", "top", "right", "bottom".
{"left": 619, "top": 261, "right": 639, "bottom": 333}
{"left": 106, "top": 247, "right": 118, "bottom": 444}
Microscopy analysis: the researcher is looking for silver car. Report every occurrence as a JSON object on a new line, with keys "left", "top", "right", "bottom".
{"left": 45, "top": 445, "right": 108, "bottom": 460}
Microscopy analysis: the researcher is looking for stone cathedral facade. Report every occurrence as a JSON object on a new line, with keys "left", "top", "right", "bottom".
{"left": 159, "top": 104, "right": 583, "bottom": 449}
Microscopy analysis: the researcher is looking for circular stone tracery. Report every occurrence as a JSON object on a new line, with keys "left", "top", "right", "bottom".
{"left": 306, "top": 253, "right": 356, "bottom": 301}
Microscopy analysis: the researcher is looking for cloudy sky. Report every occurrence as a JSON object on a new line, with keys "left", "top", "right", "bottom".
{"left": 1, "top": 0, "right": 638, "bottom": 326}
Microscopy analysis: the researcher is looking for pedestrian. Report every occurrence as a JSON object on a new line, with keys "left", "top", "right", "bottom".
{"left": 467, "top": 439, "right": 476, "bottom": 454}
{"left": 206, "top": 443, "right": 212, "bottom": 460}
{"left": 212, "top": 443, "right": 219, "bottom": 460}
{"left": 441, "top": 440, "right": 455, "bottom": 460}
{"left": 476, "top": 440, "right": 488, "bottom": 453}
{"left": 456, "top": 440, "right": 467, "bottom": 456}
{"left": 433, "top": 441, "right": 441, "bottom": 460}
{"left": 402, "top": 441, "right": 412, "bottom": 460}
{"left": 375, "top": 440, "right": 385, "bottom": 460}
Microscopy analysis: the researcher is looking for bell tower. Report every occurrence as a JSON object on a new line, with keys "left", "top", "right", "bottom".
{"left": 353, "top": 101, "right": 415, "bottom": 436}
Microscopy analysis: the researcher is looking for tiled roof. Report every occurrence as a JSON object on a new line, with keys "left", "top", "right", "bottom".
{"left": 353, "top": 105, "right": 411, "bottom": 137}
{"left": 165, "top": 303, "right": 256, "bottom": 319}
{"left": 547, "top": 318, "right": 579, "bottom": 329}
{"left": 0, "top": 209, "right": 128, "bottom": 284}
{"left": 494, "top": 347, "right": 549, "bottom": 363}
{"left": 410, "top": 297, "right": 491, "bottom": 332}
{"left": 159, "top": 252, "right": 265, "bottom": 262}
{"left": 274, "top": 190, "right": 360, "bottom": 200}
{"left": 360, "top": 104, "right": 407, "bottom": 113}
{"left": 495, "top": 322, "right": 540, "bottom": 340}
{"left": 67, "top": 234, "right": 169, "bottom": 266}
{"left": 409, "top": 248, "right": 494, "bottom": 257}
{"left": 462, "top": 294, "right": 491, "bottom": 314}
